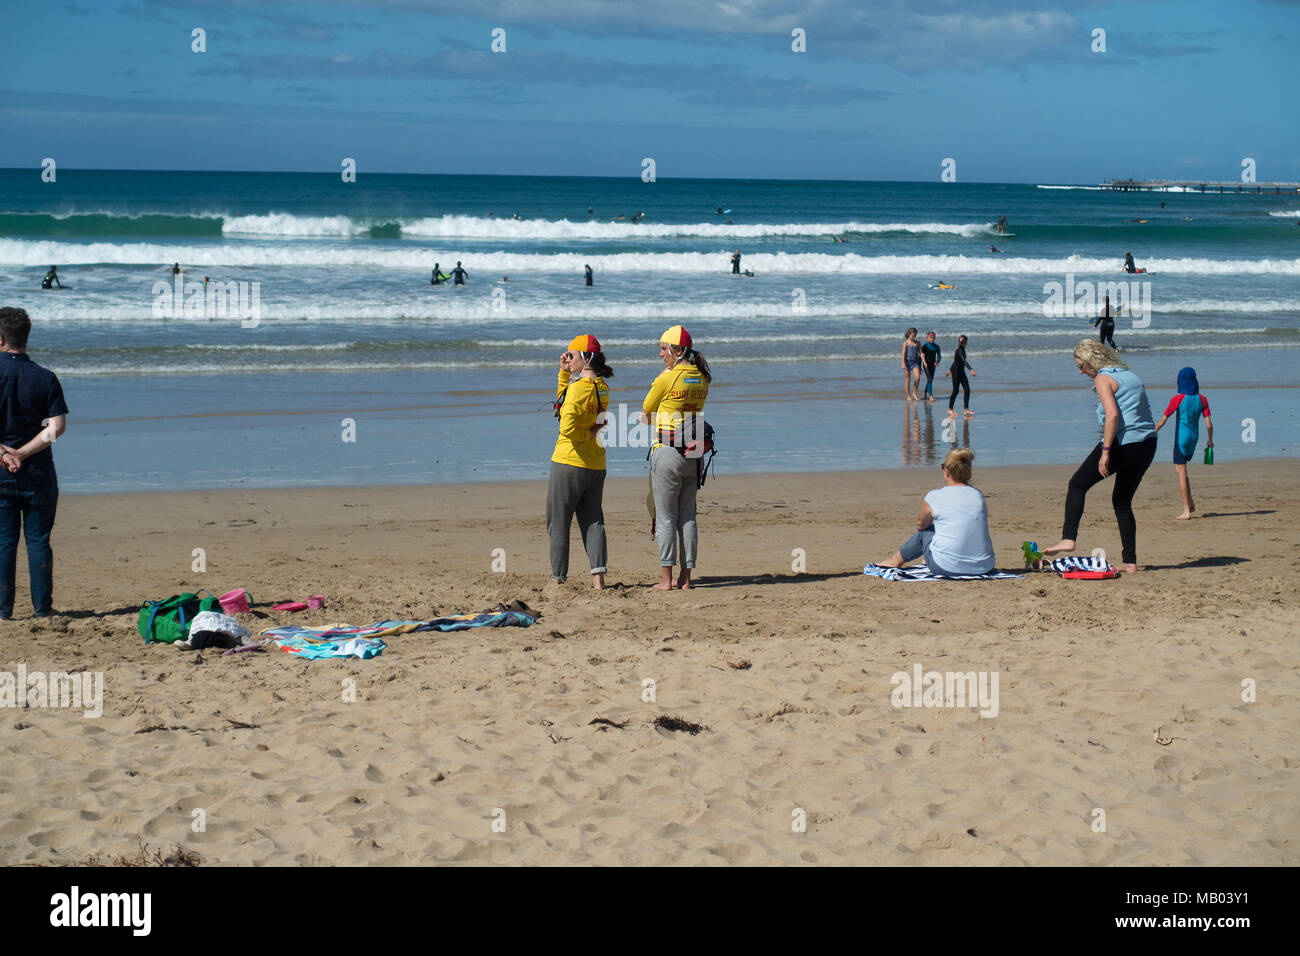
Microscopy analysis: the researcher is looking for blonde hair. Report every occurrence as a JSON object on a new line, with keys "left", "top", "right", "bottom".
{"left": 943, "top": 448, "right": 974, "bottom": 483}
{"left": 1073, "top": 339, "right": 1127, "bottom": 372}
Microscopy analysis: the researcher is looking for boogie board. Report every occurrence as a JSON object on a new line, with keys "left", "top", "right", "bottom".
{"left": 41, "top": 285, "right": 72, "bottom": 290}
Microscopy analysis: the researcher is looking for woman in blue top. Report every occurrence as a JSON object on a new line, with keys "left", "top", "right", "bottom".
{"left": 876, "top": 448, "right": 995, "bottom": 576}
{"left": 1041, "top": 340, "right": 1156, "bottom": 573}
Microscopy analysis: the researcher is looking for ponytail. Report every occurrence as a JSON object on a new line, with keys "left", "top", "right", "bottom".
{"left": 689, "top": 349, "right": 712, "bottom": 383}
{"left": 587, "top": 351, "right": 614, "bottom": 379}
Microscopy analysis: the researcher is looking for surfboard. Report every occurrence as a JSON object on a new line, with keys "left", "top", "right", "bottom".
{"left": 928, "top": 284, "right": 957, "bottom": 290}
{"left": 41, "top": 285, "right": 71, "bottom": 290}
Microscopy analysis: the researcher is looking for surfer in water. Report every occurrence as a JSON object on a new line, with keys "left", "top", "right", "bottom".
{"left": 584, "top": 264, "right": 593, "bottom": 287}
{"left": 1093, "top": 295, "right": 1118, "bottom": 350}
{"left": 41, "top": 266, "right": 62, "bottom": 289}
{"left": 997, "top": 216, "right": 1007, "bottom": 235}
{"left": 731, "top": 250, "right": 741, "bottom": 274}
{"left": 1123, "top": 251, "right": 1138, "bottom": 273}
{"left": 171, "top": 262, "right": 182, "bottom": 275}
{"left": 431, "top": 262, "right": 445, "bottom": 286}
{"left": 989, "top": 244, "right": 1003, "bottom": 254}
{"left": 451, "top": 262, "right": 469, "bottom": 285}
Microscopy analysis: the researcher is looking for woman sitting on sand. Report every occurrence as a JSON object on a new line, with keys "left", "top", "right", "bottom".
{"left": 547, "top": 334, "right": 613, "bottom": 589}
{"left": 1038, "top": 340, "right": 1157, "bottom": 573}
{"left": 876, "top": 448, "right": 995, "bottom": 576}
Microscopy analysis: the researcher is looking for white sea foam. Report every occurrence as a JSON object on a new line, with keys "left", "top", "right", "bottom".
{"left": 28, "top": 298, "right": 1299, "bottom": 325}
{"left": 7, "top": 239, "right": 1300, "bottom": 275}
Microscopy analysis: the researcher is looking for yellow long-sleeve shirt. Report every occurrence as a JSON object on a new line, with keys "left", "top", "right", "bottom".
{"left": 552, "top": 369, "right": 609, "bottom": 470}
{"left": 642, "top": 363, "right": 708, "bottom": 450}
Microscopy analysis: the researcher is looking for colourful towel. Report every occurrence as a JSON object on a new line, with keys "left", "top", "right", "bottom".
{"left": 864, "top": 563, "right": 1024, "bottom": 581}
{"left": 261, "top": 621, "right": 424, "bottom": 643}
{"left": 275, "top": 636, "right": 386, "bottom": 660}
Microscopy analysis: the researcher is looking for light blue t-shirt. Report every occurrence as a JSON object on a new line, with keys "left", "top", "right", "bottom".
{"left": 1095, "top": 366, "right": 1155, "bottom": 445}
{"left": 924, "top": 485, "right": 995, "bottom": 575}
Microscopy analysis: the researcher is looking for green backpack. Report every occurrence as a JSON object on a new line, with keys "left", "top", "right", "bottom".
{"left": 138, "top": 591, "right": 221, "bottom": 644}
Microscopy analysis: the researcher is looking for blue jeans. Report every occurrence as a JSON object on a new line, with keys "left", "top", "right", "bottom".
{"left": 0, "top": 478, "right": 58, "bottom": 616}
{"left": 898, "top": 528, "right": 956, "bottom": 576}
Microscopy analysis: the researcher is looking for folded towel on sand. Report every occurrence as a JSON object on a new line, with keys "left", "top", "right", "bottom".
{"left": 1047, "top": 556, "right": 1118, "bottom": 578}
{"left": 413, "top": 605, "right": 538, "bottom": 631}
{"left": 864, "top": 563, "right": 1025, "bottom": 581}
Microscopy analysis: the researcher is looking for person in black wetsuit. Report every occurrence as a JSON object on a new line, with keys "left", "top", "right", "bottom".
{"left": 431, "top": 262, "right": 444, "bottom": 286}
{"left": 1093, "top": 294, "right": 1117, "bottom": 349}
{"left": 584, "top": 264, "right": 593, "bottom": 287}
{"left": 451, "top": 262, "right": 468, "bottom": 285}
{"left": 171, "top": 262, "right": 182, "bottom": 276}
{"left": 945, "top": 335, "right": 975, "bottom": 418}
{"left": 920, "top": 331, "right": 941, "bottom": 402}
{"left": 41, "top": 266, "right": 61, "bottom": 290}
{"left": 1123, "top": 251, "right": 1137, "bottom": 274}
{"left": 731, "top": 250, "right": 741, "bottom": 274}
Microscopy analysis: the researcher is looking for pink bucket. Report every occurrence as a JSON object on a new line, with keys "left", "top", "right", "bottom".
{"left": 307, "top": 595, "right": 326, "bottom": 610}
{"left": 219, "top": 588, "right": 251, "bottom": 614}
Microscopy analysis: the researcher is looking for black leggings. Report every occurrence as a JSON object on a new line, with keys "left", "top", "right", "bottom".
{"left": 1098, "top": 323, "right": 1116, "bottom": 349}
{"left": 948, "top": 370, "right": 970, "bottom": 410}
{"left": 1062, "top": 436, "right": 1156, "bottom": 565}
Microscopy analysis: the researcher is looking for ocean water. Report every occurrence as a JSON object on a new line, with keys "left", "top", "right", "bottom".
{"left": 0, "top": 170, "right": 1296, "bottom": 492}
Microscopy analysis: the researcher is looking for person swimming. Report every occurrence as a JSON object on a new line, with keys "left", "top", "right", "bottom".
{"left": 41, "top": 266, "right": 61, "bottom": 289}
{"left": 989, "top": 244, "right": 1002, "bottom": 253}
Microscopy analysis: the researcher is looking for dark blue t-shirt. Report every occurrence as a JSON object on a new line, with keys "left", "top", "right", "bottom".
{"left": 0, "top": 352, "right": 69, "bottom": 485}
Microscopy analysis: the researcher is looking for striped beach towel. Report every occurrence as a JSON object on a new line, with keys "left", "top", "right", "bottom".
{"left": 864, "top": 564, "right": 1024, "bottom": 581}
{"left": 1048, "top": 556, "right": 1118, "bottom": 578}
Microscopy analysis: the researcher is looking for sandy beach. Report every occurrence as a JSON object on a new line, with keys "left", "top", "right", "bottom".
{"left": 2, "top": 458, "right": 1296, "bottom": 866}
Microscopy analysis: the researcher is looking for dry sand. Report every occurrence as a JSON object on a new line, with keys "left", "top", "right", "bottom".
{"left": 2, "top": 459, "right": 1296, "bottom": 865}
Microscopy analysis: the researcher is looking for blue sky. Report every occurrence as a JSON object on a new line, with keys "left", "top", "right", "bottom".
{"left": 1, "top": 0, "right": 1295, "bottom": 182}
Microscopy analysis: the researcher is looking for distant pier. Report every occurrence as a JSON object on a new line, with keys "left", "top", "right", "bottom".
{"left": 1101, "top": 179, "right": 1300, "bottom": 194}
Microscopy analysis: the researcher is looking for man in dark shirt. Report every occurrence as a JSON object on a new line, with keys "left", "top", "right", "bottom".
{"left": 0, "top": 307, "right": 68, "bottom": 619}
{"left": 731, "top": 249, "right": 741, "bottom": 274}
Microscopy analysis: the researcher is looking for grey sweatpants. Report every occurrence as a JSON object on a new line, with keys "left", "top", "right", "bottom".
{"left": 650, "top": 446, "right": 698, "bottom": 568}
{"left": 546, "top": 461, "right": 607, "bottom": 581}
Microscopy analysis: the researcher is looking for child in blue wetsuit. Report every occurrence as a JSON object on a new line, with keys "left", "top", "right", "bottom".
{"left": 920, "top": 331, "right": 941, "bottom": 402}
{"left": 1153, "top": 367, "right": 1213, "bottom": 519}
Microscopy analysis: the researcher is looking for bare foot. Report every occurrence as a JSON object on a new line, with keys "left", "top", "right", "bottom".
{"left": 592, "top": 572, "right": 606, "bottom": 590}
{"left": 928, "top": 396, "right": 935, "bottom": 403}
{"left": 964, "top": 410, "right": 975, "bottom": 417}
{"left": 1118, "top": 563, "right": 1138, "bottom": 573}
{"left": 945, "top": 409, "right": 957, "bottom": 418}
{"left": 676, "top": 575, "right": 692, "bottom": 590}
{"left": 652, "top": 581, "right": 674, "bottom": 591}
{"left": 1175, "top": 511, "right": 1191, "bottom": 520}
{"left": 1041, "top": 539, "right": 1076, "bottom": 556}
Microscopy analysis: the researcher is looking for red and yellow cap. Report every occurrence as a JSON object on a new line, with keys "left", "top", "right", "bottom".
{"left": 567, "top": 334, "right": 601, "bottom": 354}
{"left": 659, "top": 325, "right": 692, "bottom": 349}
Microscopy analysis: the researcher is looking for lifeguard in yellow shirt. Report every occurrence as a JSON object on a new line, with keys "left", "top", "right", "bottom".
{"left": 548, "top": 334, "right": 613, "bottom": 589}
{"left": 638, "top": 325, "right": 712, "bottom": 590}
